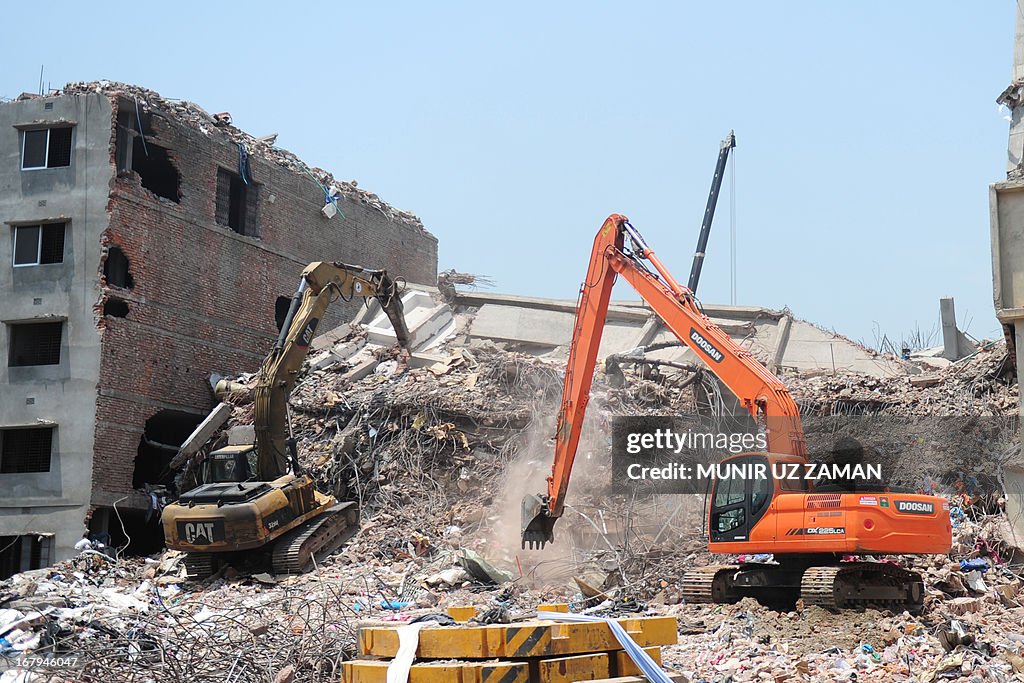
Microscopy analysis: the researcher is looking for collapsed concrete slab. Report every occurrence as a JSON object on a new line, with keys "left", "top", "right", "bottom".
{"left": 313, "top": 288, "right": 906, "bottom": 380}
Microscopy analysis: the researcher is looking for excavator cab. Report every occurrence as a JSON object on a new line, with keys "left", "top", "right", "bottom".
{"left": 707, "top": 454, "right": 773, "bottom": 543}
{"left": 200, "top": 445, "right": 258, "bottom": 485}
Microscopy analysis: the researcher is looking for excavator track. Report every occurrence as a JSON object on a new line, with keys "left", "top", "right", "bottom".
{"left": 681, "top": 565, "right": 739, "bottom": 604}
{"left": 800, "top": 563, "right": 924, "bottom": 612}
{"left": 271, "top": 502, "right": 358, "bottom": 575}
{"left": 183, "top": 553, "right": 215, "bottom": 581}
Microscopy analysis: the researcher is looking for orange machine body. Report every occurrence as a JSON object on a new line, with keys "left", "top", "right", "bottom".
{"left": 706, "top": 453, "right": 952, "bottom": 556}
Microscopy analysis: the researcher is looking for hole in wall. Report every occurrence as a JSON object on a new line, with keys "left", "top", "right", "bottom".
{"left": 275, "top": 295, "right": 291, "bottom": 331}
{"left": 104, "top": 298, "right": 129, "bottom": 318}
{"left": 88, "top": 507, "right": 165, "bottom": 557}
{"left": 104, "top": 247, "right": 134, "bottom": 289}
{"left": 132, "top": 140, "right": 181, "bottom": 203}
{"left": 132, "top": 410, "right": 203, "bottom": 492}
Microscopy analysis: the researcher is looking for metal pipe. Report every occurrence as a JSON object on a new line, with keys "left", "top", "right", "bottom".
{"left": 274, "top": 278, "right": 308, "bottom": 352}
{"left": 623, "top": 221, "right": 688, "bottom": 297}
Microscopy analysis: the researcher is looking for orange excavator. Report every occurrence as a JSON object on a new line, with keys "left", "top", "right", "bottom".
{"left": 521, "top": 214, "right": 952, "bottom": 611}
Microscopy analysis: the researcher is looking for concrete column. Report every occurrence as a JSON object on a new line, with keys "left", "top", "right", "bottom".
{"left": 1008, "top": 10, "right": 1024, "bottom": 171}
{"left": 769, "top": 314, "right": 793, "bottom": 374}
{"left": 1016, "top": 322, "right": 1024, "bottom": 419}
{"left": 940, "top": 298, "right": 962, "bottom": 361}
{"left": 1014, "top": 8, "right": 1024, "bottom": 82}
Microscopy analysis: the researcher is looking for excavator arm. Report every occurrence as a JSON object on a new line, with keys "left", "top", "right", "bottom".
{"left": 521, "top": 214, "right": 806, "bottom": 548}
{"left": 254, "top": 261, "right": 410, "bottom": 479}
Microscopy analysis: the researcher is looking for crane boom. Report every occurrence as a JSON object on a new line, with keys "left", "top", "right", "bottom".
{"left": 688, "top": 130, "right": 736, "bottom": 293}
{"left": 522, "top": 214, "right": 805, "bottom": 548}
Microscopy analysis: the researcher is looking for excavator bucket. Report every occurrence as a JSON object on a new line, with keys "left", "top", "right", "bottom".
{"left": 521, "top": 494, "right": 555, "bottom": 549}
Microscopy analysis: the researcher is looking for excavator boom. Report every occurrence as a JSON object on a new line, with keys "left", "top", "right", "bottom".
{"left": 522, "top": 214, "right": 804, "bottom": 548}
{"left": 254, "top": 261, "right": 409, "bottom": 479}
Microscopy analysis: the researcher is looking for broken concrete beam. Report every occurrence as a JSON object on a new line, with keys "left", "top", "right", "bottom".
{"left": 341, "top": 358, "right": 379, "bottom": 384}
{"left": 409, "top": 352, "right": 450, "bottom": 369}
{"left": 909, "top": 375, "right": 943, "bottom": 388}
{"left": 310, "top": 323, "right": 352, "bottom": 352}
{"left": 628, "top": 316, "right": 662, "bottom": 350}
{"left": 769, "top": 313, "right": 793, "bottom": 374}
{"left": 169, "top": 402, "right": 232, "bottom": 469}
{"left": 227, "top": 425, "right": 255, "bottom": 446}
{"left": 364, "top": 290, "right": 454, "bottom": 349}
{"left": 940, "top": 297, "right": 976, "bottom": 361}
{"left": 310, "top": 338, "right": 366, "bottom": 370}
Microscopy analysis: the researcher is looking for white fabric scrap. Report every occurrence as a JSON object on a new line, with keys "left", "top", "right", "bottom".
{"left": 386, "top": 622, "right": 426, "bottom": 683}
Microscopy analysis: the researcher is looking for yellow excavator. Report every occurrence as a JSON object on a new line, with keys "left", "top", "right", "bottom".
{"left": 162, "top": 262, "right": 410, "bottom": 579}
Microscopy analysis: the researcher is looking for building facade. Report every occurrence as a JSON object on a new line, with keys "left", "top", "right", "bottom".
{"left": 0, "top": 83, "right": 437, "bottom": 576}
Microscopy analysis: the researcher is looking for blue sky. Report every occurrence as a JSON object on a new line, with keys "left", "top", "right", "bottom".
{"left": 2, "top": 2, "right": 1015, "bottom": 345}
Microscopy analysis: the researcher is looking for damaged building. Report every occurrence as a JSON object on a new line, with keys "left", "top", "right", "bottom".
{"left": 0, "top": 82, "right": 437, "bottom": 575}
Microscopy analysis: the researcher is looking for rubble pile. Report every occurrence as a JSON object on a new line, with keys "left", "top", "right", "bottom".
{"left": 56, "top": 81, "right": 426, "bottom": 229}
{"left": 0, "top": 551, "right": 360, "bottom": 682}
{"left": 662, "top": 587, "right": 1024, "bottom": 682}
{"left": 787, "top": 342, "right": 1018, "bottom": 417}
{"left": 2, "top": 328, "right": 1023, "bottom": 681}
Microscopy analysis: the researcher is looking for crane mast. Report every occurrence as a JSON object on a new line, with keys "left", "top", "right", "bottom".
{"left": 688, "top": 130, "right": 736, "bottom": 293}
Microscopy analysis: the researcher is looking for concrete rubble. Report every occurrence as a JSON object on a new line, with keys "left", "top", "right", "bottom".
{"left": 1, "top": 289, "right": 1022, "bottom": 682}
{"left": 59, "top": 81, "right": 428, "bottom": 230}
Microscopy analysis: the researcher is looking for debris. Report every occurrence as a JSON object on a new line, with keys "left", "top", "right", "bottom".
{"left": 273, "top": 665, "right": 296, "bottom": 683}
{"left": 424, "top": 567, "right": 470, "bottom": 588}
{"left": 963, "top": 570, "right": 988, "bottom": 592}
{"left": 2, "top": 314, "right": 1021, "bottom": 682}
{"left": 168, "top": 402, "right": 233, "bottom": 469}
{"left": 946, "top": 596, "right": 982, "bottom": 615}
{"left": 458, "top": 549, "right": 514, "bottom": 584}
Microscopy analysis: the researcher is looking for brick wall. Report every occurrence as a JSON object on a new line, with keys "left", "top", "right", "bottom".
{"left": 91, "top": 96, "right": 437, "bottom": 504}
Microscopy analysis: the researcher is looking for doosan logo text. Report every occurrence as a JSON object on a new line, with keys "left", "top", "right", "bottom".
{"left": 895, "top": 500, "right": 934, "bottom": 514}
{"left": 689, "top": 328, "right": 724, "bottom": 363}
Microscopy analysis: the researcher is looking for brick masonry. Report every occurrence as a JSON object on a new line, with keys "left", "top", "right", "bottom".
{"left": 90, "top": 94, "right": 437, "bottom": 504}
